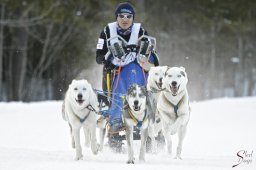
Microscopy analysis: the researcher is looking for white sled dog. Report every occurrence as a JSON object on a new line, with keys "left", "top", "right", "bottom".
{"left": 157, "top": 67, "right": 190, "bottom": 159}
{"left": 122, "top": 84, "right": 149, "bottom": 164}
{"left": 146, "top": 66, "right": 168, "bottom": 153}
{"left": 147, "top": 66, "right": 168, "bottom": 93}
{"left": 62, "top": 79, "right": 100, "bottom": 160}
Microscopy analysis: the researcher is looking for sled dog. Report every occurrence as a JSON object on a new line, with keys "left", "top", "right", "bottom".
{"left": 122, "top": 84, "right": 149, "bottom": 164}
{"left": 96, "top": 110, "right": 107, "bottom": 152}
{"left": 146, "top": 66, "right": 168, "bottom": 152}
{"left": 147, "top": 66, "right": 168, "bottom": 93}
{"left": 62, "top": 79, "right": 100, "bottom": 160}
{"left": 157, "top": 67, "right": 190, "bottom": 159}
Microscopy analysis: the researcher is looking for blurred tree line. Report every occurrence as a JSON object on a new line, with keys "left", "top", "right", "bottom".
{"left": 0, "top": 0, "right": 255, "bottom": 101}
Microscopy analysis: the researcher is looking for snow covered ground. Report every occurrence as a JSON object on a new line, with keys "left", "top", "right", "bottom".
{"left": 0, "top": 97, "right": 255, "bottom": 170}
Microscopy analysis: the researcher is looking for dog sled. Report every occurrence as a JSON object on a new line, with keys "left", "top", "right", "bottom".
{"left": 95, "top": 35, "right": 165, "bottom": 152}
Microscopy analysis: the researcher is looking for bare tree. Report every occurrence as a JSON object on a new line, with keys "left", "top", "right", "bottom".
{"left": 0, "top": 4, "right": 4, "bottom": 99}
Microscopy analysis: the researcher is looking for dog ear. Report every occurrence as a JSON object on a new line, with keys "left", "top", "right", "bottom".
{"left": 141, "top": 86, "right": 147, "bottom": 96}
{"left": 69, "top": 79, "right": 76, "bottom": 88}
{"left": 162, "top": 66, "right": 168, "bottom": 72}
{"left": 180, "top": 66, "right": 186, "bottom": 71}
{"left": 165, "top": 66, "right": 171, "bottom": 77}
{"left": 128, "top": 84, "right": 136, "bottom": 94}
{"left": 123, "top": 96, "right": 129, "bottom": 110}
{"left": 179, "top": 67, "right": 186, "bottom": 77}
{"left": 71, "top": 79, "right": 77, "bottom": 84}
{"left": 180, "top": 71, "right": 186, "bottom": 77}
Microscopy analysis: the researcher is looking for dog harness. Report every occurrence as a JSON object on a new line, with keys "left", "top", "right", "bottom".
{"left": 127, "top": 108, "right": 147, "bottom": 129}
{"left": 150, "top": 87, "right": 159, "bottom": 93}
{"left": 74, "top": 104, "right": 97, "bottom": 123}
{"left": 77, "top": 112, "right": 90, "bottom": 123}
{"left": 150, "top": 87, "right": 166, "bottom": 93}
{"left": 163, "top": 95, "right": 185, "bottom": 114}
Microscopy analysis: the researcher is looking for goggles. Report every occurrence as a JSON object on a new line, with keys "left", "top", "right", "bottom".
{"left": 118, "top": 14, "right": 133, "bottom": 19}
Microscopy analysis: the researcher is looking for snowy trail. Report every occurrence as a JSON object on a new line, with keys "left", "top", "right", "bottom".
{"left": 0, "top": 98, "right": 255, "bottom": 170}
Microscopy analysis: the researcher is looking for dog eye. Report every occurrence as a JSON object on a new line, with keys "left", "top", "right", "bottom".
{"left": 139, "top": 94, "right": 145, "bottom": 98}
{"left": 83, "top": 88, "right": 86, "bottom": 91}
{"left": 155, "top": 73, "right": 159, "bottom": 76}
{"left": 130, "top": 93, "right": 136, "bottom": 97}
{"left": 74, "top": 88, "right": 78, "bottom": 91}
{"left": 177, "top": 75, "right": 181, "bottom": 78}
{"left": 168, "top": 75, "right": 172, "bottom": 78}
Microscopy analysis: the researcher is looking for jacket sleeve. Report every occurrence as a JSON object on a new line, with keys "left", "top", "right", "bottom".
{"left": 96, "top": 26, "right": 109, "bottom": 64}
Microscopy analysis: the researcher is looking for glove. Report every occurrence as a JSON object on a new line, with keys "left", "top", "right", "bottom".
{"left": 138, "top": 55, "right": 154, "bottom": 71}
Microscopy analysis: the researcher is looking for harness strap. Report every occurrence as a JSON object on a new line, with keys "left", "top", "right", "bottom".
{"left": 129, "top": 23, "right": 141, "bottom": 45}
{"left": 140, "top": 62, "right": 147, "bottom": 86}
{"left": 108, "top": 22, "right": 119, "bottom": 45}
{"left": 108, "top": 22, "right": 141, "bottom": 46}
{"left": 150, "top": 87, "right": 166, "bottom": 93}
{"left": 78, "top": 112, "right": 90, "bottom": 123}
{"left": 73, "top": 104, "right": 98, "bottom": 123}
{"left": 163, "top": 95, "right": 185, "bottom": 114}
{"left": 127, "top": 108, "right": 147, "bottom": 128}
{"left": 150, "top": 87, "right": 159, "bottom": 93}
{"left": 85, "top": 104, "right": 97, "bottom": 113}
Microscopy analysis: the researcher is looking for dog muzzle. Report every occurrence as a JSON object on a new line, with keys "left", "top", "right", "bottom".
{"left": 76, "top": 99, "right": 84, "bottom": 105}
{"left": 169, "top": 84, "right": 180, "bottom": 96}
{"left": 155, "top": 80, "right": 163, "bottom": 90}
{"left": 133, "top": 104, "right": 141, "bottom": 111}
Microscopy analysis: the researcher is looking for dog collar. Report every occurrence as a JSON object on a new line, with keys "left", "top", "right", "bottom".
{"left": 127, "top": 108, "right": 147, "bottom": 129}
{"left": 163, "top": 95, "right": 185, "bottom": 114}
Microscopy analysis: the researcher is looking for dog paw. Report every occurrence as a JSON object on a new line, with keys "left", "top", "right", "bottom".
{"left": 139, "top": 155, "right": 145, "bottom": 162}
{"left": 99, "top": 145, "right": 103, "bottom": 152}
{"left": 126, "top": 157, "right": 135, "bottom": 164}
{"left": 174, "top": 155, "right": 182, "bottom": 160}
{"left": 126, "top": 160, "right": 135, "bottom": 164}
{"left": 92, "top": 144, "right": 100, "bottom": 155}
{"left": 74, "top": 155, "right": 83, "bottom": 160}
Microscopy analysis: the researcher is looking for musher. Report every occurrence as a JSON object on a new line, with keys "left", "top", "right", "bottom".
{"left": 95, "top": 2, "right": 159, "bottom": 149}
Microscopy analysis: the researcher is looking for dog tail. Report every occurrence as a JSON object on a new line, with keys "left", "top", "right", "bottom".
{"left": 62, "top": 101, "right": 67, "bottom": 121}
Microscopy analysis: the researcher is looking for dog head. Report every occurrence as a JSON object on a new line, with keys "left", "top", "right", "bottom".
{"left": 124, "top": 84, "right": 147, "bottom": 114}
{"left": 68, "top": 79, "right": 99, "bottom": 111}
{"left": 163, "top": 67, "right": 188, "bottom": 96}
{"left": 147, "top": 66, "right": 168, "bottom": 91}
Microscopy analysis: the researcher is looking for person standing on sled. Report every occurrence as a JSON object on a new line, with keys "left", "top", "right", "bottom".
{"left": 96, "top": 2, "right": 159, "bottom": 149}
